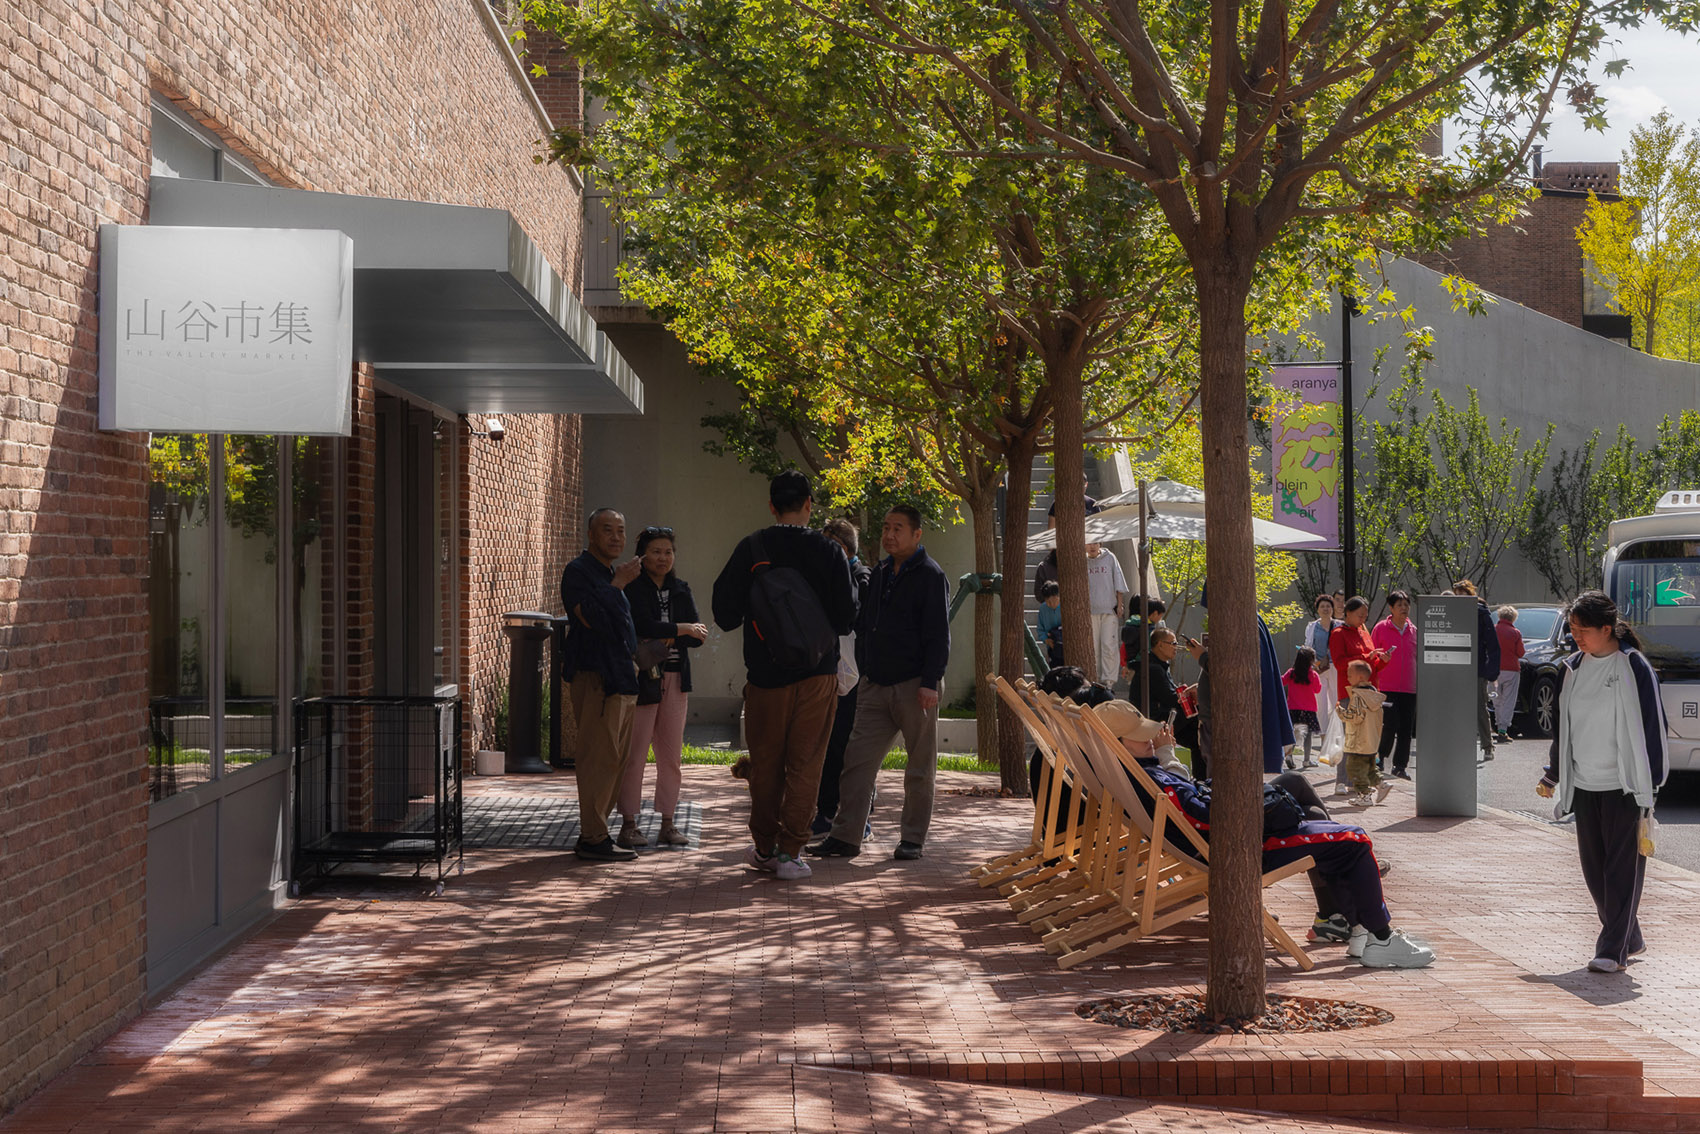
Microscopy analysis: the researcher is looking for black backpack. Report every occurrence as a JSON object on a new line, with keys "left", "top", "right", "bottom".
{"left": 746, "top": 529, "right": 838, "bottom": 671}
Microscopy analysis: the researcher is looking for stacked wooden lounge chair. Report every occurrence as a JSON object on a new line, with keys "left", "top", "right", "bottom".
{"left": 974, "top": 676, "right": 1315, "bottom": 971}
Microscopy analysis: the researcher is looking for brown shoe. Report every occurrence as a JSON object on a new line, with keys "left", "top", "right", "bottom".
{"left": 657, "top": 822, "right": 690, "bottom": 847}
{"left": 616, "top": 819, "right": 648, "bottom": 849}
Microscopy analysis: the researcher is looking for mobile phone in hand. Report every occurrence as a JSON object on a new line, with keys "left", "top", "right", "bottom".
{"left": 1165, "top": 709, "right": 1177, "bottom": 731}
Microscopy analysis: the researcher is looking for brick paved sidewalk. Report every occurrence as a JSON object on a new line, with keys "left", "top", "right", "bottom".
{"left": 7, "top": 764, "right": 1700, "bottom": 1133}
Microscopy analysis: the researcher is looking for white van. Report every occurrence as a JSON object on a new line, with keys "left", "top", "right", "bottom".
{"left": 1603, "top": 490, "right": 1700, "bottom": 774}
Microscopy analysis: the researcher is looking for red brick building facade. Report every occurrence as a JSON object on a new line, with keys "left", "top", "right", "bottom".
{"left": 1, "top": 1, "right": 615, "bottom": 1114}
{"left": 1416, "top": 160, "right": 1629, "bottom": 341}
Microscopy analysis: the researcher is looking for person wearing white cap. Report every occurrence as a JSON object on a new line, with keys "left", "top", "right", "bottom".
{"left": 1093, "top": 700, "right": 1435, "bottom": 969}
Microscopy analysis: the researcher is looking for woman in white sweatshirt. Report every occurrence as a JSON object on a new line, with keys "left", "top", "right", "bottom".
{"left": 1537, "top": 590, "right": 1667, "bottom": 974}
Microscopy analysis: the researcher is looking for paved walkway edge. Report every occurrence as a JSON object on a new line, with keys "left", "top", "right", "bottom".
{"left": 792, "top": 1050, "right": 1700, "bottom": 1130}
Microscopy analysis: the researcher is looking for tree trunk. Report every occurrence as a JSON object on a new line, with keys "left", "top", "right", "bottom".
{"left": 997, "top": 436, "right": 1039, "bottom": 794}
{"left": 969, "top": 483, "right": 999, "bottom": 766}
{"left": 1196, "top": 267, "right": 1267, "bottom": 1023}
{"left": 1646, "top": 282, "right": 1660, "bottom": 357}
{"left": 1050, "top": 355, "right": 1094, "bottom": 680}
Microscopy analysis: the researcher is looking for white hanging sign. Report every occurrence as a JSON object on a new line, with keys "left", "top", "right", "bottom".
{"left": 98, "top": 225, "right": 354, "bottom": 435}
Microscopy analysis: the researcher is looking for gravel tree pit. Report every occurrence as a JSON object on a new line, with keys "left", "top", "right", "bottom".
{"left": 1077, "top": 993, "right": 1393, "bottom": 1034}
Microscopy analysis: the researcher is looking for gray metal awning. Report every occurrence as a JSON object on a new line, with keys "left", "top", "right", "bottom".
{"left": 146, "top": 177, "right": 642, "bottom": 416}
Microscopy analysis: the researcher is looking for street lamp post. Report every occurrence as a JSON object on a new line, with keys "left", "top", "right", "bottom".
{"left": 1341, "top": 293, "right": 1359, "bottom": 596}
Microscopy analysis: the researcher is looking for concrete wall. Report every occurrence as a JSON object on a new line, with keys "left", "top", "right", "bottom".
{"left": 590, "top": 324, "right": 984, "bottom": 726}
{"left": 1265, "top": 256, "right": 1700, "bottom": 660}
{"left": 1348, "top": 258, "right": 1700, "bottom": 453}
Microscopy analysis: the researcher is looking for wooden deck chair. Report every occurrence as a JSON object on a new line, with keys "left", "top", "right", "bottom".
{"left": 994, "top": 681, "right": 1116, "bottom": 913}
{"left": 1002, "top": 685, "right": 1142, "bottom": 930}
{"left": 969, "top": 676, "right": 1075, "bottom": 888}
{"left": 1041, "top": 700, "right": 1316, "bottom": 972}
{"left": 1030, "top": 698, "right": 1213, "bottom": 959}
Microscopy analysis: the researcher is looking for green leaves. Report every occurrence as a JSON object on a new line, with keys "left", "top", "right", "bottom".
{"left": 1355, "top": 362, "right": 1550, "bottom": 596}
{"left": 1524, "top": 411, "right": 1700, "bottom": 597}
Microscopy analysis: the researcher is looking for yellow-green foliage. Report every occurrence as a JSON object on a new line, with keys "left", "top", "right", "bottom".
{"left": 1577, "top": 111, "right": 1700, "bottom": 359}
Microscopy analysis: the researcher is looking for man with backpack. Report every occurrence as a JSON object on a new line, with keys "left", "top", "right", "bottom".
{"left": 808, "top": 505, "right": 951, "bottom": 862}
{"left": 712, "top": 471, "right": 859, "bottom": 880}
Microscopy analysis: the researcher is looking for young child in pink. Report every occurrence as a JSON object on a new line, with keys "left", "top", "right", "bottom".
{"left": 1281, "top": 645, "right": 1324, "bottom": 768}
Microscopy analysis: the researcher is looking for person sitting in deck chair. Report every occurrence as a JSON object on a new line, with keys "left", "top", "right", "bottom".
{"left": 1093, "top": 699, "right": 1436, "bottom": 970}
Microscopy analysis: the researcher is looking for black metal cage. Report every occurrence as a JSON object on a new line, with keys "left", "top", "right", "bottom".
{"left": 293, "top": 695, "right": 463, "bottom": 893}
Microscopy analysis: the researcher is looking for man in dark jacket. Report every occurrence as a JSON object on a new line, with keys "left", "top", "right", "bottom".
{"left": 559, "top": 507, "right": 643, "bottom": 863}
{"left": 713, "top": 471, "right": 858, "bottom": 880}
{"left": 1454, "top": 580, "right": 1502, "bottom": 760}
{"left": 809, "top": 505, "right": 951, "bottom": 861}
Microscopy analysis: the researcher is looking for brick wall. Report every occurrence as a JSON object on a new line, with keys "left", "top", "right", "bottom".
{"left": 0, "top": 0, "right": 154, "bottom": 1116}
{"left": 522, "top": 33, "right": 584, "bottom": 139}
{"left": 462, "top": 414, "right": 584, "bottom": 754}
{"left": 1415, "top": 193, "right": 1592, "bottom": 328}
{"left": 0, "top": 0, "right": 587, "bottom": 1114}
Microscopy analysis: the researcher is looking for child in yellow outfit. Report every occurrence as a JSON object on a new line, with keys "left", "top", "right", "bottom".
{"left": 1337, "top": 659, "right": 1395, "bottom": 805}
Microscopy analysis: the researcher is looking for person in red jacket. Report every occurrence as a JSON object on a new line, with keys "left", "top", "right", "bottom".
{"left": 1493, "top": 605, "right": 1527, "bottom": 741}
{"left": 1329, "top": 596, "right": 1390, "bottom": 701}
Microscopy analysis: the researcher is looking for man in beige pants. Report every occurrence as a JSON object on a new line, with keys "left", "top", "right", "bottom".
{"left": 809, "top": 506, "right": 951, "bottom": 861}
{"left": 559, "top": 508, "right": 642, "bottom": 862}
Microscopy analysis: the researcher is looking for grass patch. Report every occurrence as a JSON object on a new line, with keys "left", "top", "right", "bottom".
{"left": 679, "top": 744, "right": 740, "bottom": 765}
{"left": 150, "top": 745, "right": 211, "bottom": 766}
{"left": 673, "top": 744, "right": 997, "bottom": 773}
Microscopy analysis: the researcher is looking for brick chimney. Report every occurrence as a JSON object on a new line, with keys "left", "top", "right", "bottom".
{"left": 1420, "top": 121, "right": 1443, "bottom": 159}
{"left": 1541, "top": 161, "right": 1620, "bottom": 197}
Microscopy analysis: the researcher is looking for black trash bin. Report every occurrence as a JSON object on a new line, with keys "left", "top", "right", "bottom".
{"left": 503, "top": 611, "right": 555, "bottom": 774}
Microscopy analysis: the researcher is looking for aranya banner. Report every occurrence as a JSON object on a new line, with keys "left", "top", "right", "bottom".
{"left": 1269, "top": 364, "right": 1342, "bottom": 550}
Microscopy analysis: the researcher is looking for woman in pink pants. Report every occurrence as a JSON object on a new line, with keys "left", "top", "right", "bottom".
{"left": 618, "top": 526, "right": 708, "bottom": 848}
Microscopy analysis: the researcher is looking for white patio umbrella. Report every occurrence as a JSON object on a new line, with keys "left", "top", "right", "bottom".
{"left": 1094, "top": 477, "right": 1205, "bottom": 510}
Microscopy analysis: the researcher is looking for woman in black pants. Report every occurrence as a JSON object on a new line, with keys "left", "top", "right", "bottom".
{"left": 1538, "top": 590, "right": 1667, "bottom": 973}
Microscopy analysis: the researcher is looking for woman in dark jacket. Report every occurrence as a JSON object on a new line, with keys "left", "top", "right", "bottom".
{"left": 617, "top": 526, "right": 707, "bottom": 849}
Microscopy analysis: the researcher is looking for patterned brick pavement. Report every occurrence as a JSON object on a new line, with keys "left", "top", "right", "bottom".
{"left": 460, "top": 794, "right": 703, "bottom": 850}
{"left": 7, "top": 765, "right": 1700, "bottom": 1132}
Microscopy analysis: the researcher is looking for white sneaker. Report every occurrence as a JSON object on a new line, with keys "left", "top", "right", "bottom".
{"left": 1359, "top": 929, "right": 1436, "bottom": 969}
{"left": 1347, "top": 925, "right": 1369, "bottom": 958}
{"left": 1350, "top": 791, "right": 1374, "bottom": 806}
{"left": 745, "top": 844, "right": 777, "bottom": 873}
{"left": 1375, "top": 780, "right": 1395, "bottom": 803}
{"left": 1333, "top": 783, "right": 1351, "bottom": 796}
{"left": 1587, "top": 956, "right": 1620, "bottom": 973}
{"left": 774, "top": 854, "right": 812, "bottom": 881}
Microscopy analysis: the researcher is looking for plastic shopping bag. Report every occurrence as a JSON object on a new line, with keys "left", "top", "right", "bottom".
{"left": 1318, "top": 713, "right": 1345, "bottom": 766}
{"left": 1640, "top": 812, "right": 1659, "bottom": 856}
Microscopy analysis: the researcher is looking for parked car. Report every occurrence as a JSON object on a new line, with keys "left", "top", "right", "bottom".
{"left": 1507, "top": 604, "right": 1574, "bottom": 739}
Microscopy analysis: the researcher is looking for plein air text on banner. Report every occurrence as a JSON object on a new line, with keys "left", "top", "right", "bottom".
{"left": 1269, "top": 364, "right": 1342, "bottom": 550}
{"left": 98, "top": 225, "right": 354, "bottom": 436}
